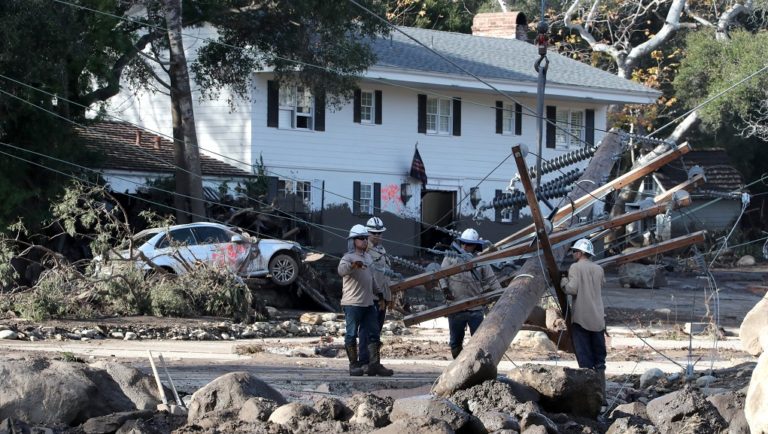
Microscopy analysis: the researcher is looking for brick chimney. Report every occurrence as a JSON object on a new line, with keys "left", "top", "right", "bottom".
{"left": 471, "top": 12, "right": 528, "bottom": 41}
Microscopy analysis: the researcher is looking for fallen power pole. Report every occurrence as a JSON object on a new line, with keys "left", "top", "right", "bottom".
{"left": 431, "top": 131, "right": 691, "bottom": 397}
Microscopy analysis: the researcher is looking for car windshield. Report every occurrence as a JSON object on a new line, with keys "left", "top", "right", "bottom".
{"left": 131, "top": 231, "right": 159, "bottom": 247}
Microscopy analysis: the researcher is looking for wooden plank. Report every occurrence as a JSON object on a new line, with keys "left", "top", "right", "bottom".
{"left": 390, "top": 190, "right": 693, "bottom": 294}
{"left": 595, "top": 230, "right": 707, "bottom": 267}
{"left": 494, "top": 142, "right": 692, "bottom": 249}
{"left": 654, "top": 173, "right": 704, "bottom": 204}
{"left": 511, "top": 144, "right": 567, "bottom": 314}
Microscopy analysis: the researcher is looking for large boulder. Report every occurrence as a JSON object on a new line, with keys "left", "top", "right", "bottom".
{"left": 706, "top": 390, "right": 745, "bottom": 425}
{"left": 88, "top": 362, "right": 166, "bottom": 411}
{"left": 347, "top": 393, "right": 392, "bottom": 428}
{"left": 745, "top": 351, "right": 768, "bottom": 434}
{"left": 267, "top": 402, "right": 316, "bottom": 426}
{"left": 507, "top": 364, "right": 601, "bottom": 418}
{"left": 0, "top": 358, "right": 153, "bottom": 426}
{"left": 739, "top": 295, "right": 768, "bottom": 356}
{"left": 389, "top": 395, "right": 470, "bottom": 432}
{"left": 450, "top": 379, "right": 538, "bottom": 416}
{"left": 646, "top": 386, "right": 727, "bottom": 434}
{"left": 619, "top": 263, "right": 667, "bottom": 289}
{"left": 186, "top": 372, "right": 286, "bottom": 423}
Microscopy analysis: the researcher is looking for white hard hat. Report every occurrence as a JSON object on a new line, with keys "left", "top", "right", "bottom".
{"left": 458, "top": 228, "right": 484, "bottom": 245}
{"left": 366, "top": 217, "right": 386, "bottom": 233}
{"left": 348, "top": 224, "right": 369, "bottom": 239}
{"left": 571, "top": 238, "right": 594, "bottom": 256}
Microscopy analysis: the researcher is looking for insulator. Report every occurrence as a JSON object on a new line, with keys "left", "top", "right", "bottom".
{"left": 433, "top": 226, "right": 461, "bottom": 238}
{"left": 481, "top": 169, "right": 583, "bottom": 211}
{"left": 388, "top": 255, "right": 426, "bottom": 273}
{"left": 529, "top": 146, "right": 596, "bottom": 179}
{"left": 619, "top": 131, "right": 676, "bottom": 148}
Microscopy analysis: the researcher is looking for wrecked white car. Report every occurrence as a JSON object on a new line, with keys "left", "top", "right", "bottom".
{"left": 95, "top": 222, "right": 305, "bottom": 286}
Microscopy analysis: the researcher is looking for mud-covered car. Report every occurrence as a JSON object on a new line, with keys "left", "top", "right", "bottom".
{"left": 95, "top": 222, "right": 305, "bottom": 286}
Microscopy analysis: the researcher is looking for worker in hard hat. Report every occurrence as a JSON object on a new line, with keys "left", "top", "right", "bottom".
{"left": 438, "top": 228, "right": 502, "bottom": 359}
{"left": 358, "top": 217, "right": 392, "bottom": 369}
{"left": 561, "top": 238, "right": 607, "bottom": 404}
{"left": 338, "top": 224, "right": 394, "bottom": 377}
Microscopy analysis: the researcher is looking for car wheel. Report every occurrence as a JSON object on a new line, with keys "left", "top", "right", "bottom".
{"left": 268, "top": 253, "right": 299, "bottom": 286}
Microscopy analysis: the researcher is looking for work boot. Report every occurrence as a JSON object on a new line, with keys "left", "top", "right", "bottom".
{"left": 450, "top": 346, "right": 463, "bottom": 359}
{"left": 345, "top": 345, "right": 364, "bottom": 376}
{"left": 596, "top": 369, "right": 607, "bottom": 406}
{"left": 366, "top": 343, "right": 393, "bottom": 376}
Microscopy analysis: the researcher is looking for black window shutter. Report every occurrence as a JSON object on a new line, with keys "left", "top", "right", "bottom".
{"left": 267, "top": 80, "right": 279, "bottom": 128}
{"left": 353, "top": 89, "right": 361, "bottom": 123}
{"left": 417, "top": 94, "right": 427, "bottom": 134}
{"left": 494, "top": 189, "right": 503, "bottom": 222}
{"left": 495, "top": 101, "right": 503, "bottom": 134}
{"left": 515, "top": 103, "right": 522, "bottom": 135}
{"left": 452, "top": 98, "right": 461, "bottom": 136}
{"left": 585, "top": 109, "right": 595, "bottom": 146}
{"left": 546, "top": 105, "right": 556, "bottom": 149}
{"left": 314, "top": 89, "right": 326, "bottom": 131}
{"left": 373, "top": 183, "right": 381, "bottom": 214}
{"left": 374, "top": 90, "right": 382, "bottom": 125}
{"left": 266, "top": 176, "right": 279, "bottom": 202}
{"left": 352, "top": 181, "right": 361, "bottom": 215}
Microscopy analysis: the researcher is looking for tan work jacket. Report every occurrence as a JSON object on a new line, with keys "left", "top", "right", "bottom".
{"left": 561, "top": 259, "right": 606, "bottom": 332}
{"left": 439, "top": 249, "right": 502, "bottom": 311}
{"left": 338, "top": 251, "right": 378, "bottom": 307}
{"left": 367, "top": 244, "right": 392, "bottom": 302}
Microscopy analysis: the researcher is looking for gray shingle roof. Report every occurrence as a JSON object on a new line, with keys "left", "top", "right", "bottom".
{"left": 370, "top": 27, "right": 659, "bottom": 98}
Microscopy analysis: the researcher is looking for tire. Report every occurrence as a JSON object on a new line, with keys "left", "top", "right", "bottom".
{"left": 268, "top": 253, "right": 299, "bottom": 286}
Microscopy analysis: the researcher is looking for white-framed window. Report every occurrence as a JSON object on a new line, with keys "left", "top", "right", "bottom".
{"left": 359, "top": 183, "right": 374, "bottom": 215}
{"left": 427, "top": 97, "right": 452, "bottom": 134}
{"left": 642, "top": 176, "right": 656, "bottom": 198}
{"left": 502, "top": 103, "right": 515, "bottom": 134}
{"left": 555, "top": 109, "right": 584, "bottom": 149}
{"left": 360, "top": 90, "right": 374, "bottom": 124}
{"left": 279, "top": 85, "right": 314, "bottom": 130}
{"left": 278, "top": 179, "right": 312, "bottom": 206}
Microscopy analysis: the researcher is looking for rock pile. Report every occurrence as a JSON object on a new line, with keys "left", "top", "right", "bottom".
{"left": 0, "top": 316, "right": 411, "bottom": 342}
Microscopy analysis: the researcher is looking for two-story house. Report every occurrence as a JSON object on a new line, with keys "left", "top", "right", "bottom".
{"left": 106, "top": 13, "right": 660, "bottom": 256}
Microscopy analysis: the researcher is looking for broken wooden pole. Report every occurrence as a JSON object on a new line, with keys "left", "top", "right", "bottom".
{"left": 511, "top": 144, "right": 567, "bottom": 315}
{"left": 431, "top": 131, "right": 624, "bottom": 397}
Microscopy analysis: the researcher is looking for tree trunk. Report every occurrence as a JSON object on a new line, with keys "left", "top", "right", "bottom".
{"left": 164, "top": 0, "right": 205, "bottom": 222}
{"left": 169, "top": 61, "right": 191, "bottom": 224}
{"left": 431, "top": 130, "right": 624, "bottom": 397}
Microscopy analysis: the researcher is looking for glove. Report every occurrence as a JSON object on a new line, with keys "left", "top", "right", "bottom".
{"left": 442, "top": 287, "right": 455, "bottom": 301}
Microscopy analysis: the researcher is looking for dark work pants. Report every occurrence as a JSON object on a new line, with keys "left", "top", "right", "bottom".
{"left": 343, "top": 305, "right": 380, "bottom": 348}
{"left": 571, "top": 322, "right": 607, "bottom": 370}
{"left": 447, "top": 310, "right": 484, "bottom": 351}
{"left": 358, "top": 303, "right": 386, "bottom": 364}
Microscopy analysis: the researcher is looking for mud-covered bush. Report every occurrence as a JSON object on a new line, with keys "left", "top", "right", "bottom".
{"left": 93, "top": 265, "right": 152, "bottom": 315}
{"left": 149, "top": 266, "right": 252, "bottom": 320}
{"left": 18, "top": 267, "right": 88, "bottom": 320}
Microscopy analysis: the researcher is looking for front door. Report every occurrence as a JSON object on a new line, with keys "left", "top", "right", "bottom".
{"left": 420, "top": 189, "right": 456, "bottom": 250}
